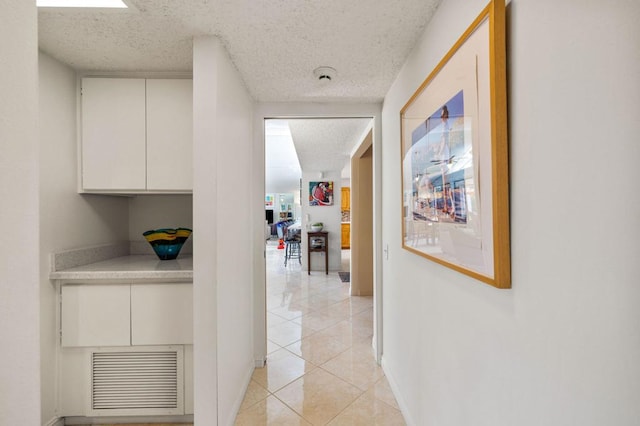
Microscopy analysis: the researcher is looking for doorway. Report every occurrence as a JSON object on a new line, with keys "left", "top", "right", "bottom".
{"left": 264, "top": 117, "right": 371, "bottom": 277}
{"left": 262, "top": 116, "right": 377, "bottom": 353}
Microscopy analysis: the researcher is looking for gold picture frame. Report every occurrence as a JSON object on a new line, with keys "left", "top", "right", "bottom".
{"left": 400, "top": 0, "right": 510, "bottom": 289}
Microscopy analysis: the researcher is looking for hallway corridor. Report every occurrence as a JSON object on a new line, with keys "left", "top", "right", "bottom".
{"left": 234, "top": 240, "right": 404, "bottom": 425}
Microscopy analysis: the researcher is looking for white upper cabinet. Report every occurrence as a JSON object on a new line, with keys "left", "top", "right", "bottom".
{"left": 81, "top": 78, "right": 147, "bottom": 191}
{"left": 146, "top": 79, "right": 193, "bottom": 191}
{"left": 80, "top": 77, "right": 193, "bottom": 193}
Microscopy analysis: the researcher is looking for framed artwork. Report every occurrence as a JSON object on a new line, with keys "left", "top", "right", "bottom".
{"left": 265, "top": 194, "right": 273, "bottom": 207}
{"left": 309, "top": 181, "right": 334, "bottom": 206}
{"left": 400, "top": 0, "right": 510, "bottom": 288}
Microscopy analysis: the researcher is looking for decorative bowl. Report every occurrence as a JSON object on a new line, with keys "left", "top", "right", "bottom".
{"left": 310, "top": 224, "right": 323, "bottom": 232}
{"left": 143, "top": 227, "right": 192, "bottom": 260}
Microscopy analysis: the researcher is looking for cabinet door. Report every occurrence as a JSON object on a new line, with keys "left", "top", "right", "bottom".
{"left": 61, "top": 284, "right": 131, "bottom": 347}
{"left": 146, "top": 79, "right": 193, "bottom": 191}
{"left": 130, "top": 283, "right": 193, "bottom": 345}
{"left": 81, "top": 78, "right": 146, "bottom": 190}
{"left": 341, "top": 223, "right": 351, "bottom": 249}
{"left": 341, "top": 187, "right": 350, "bottom": 210}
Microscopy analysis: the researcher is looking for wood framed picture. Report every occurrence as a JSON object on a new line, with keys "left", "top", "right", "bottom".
{"left": 400, "top": 0, "right": 510, "bottom": 288}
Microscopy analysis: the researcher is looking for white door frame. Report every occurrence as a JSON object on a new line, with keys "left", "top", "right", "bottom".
{"left": 253, "top": 102, "right": 384, "bottom": 364}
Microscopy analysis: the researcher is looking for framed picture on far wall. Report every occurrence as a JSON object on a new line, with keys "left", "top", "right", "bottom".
{"left": 400, "top": 0, "right": 510, "bottom": 289}
{"left": 309, "top": 181, "right": 334, "bottom": 206}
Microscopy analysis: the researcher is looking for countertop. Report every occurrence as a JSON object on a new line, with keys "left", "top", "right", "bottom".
{"left": 50, "top": 254, "right": 193, "bottom": 281}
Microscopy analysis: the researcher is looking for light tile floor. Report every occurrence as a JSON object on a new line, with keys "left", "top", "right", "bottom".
{"left": 234, "top": 240, "right": 405, "bottom": 425}
{"left": 79, "top": 424, "right": 192, "bottom": 426}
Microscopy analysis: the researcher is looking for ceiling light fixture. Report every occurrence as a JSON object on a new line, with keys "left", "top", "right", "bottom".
{"left": 313, "top": 66, "right": 336, "bottom": 82}
{"left": 37, "top": 0, "right": 128, "bottom": 8}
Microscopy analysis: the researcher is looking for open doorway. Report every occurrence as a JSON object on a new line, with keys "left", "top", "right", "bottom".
{"left": 262, "top": 117, "right": 376, "bottom": 356}
{"left": 265, "top": 118, "right": 370, "bottom": 276}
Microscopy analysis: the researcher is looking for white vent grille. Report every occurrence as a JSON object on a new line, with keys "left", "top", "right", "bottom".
{"left": 92, "top": 351, "right": 179, "bottom": 411}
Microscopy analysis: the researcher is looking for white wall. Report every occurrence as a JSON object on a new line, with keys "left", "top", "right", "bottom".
{"left": 267, "top": 192, "right": 296, "bottom": 225}
{"left": 38, "top": 52, "right": 130, "bottom": 425}
{"left": 341, "top": 178, "right": 350, "bottom": 190}
{"left": 0, "top": 2, "right": 40, "bottom": 425}
{"left": 381, "top": 0, "right": 640, "bottom": 425}
{"left": 301, "top": 172, "right": 342, "bottom": 272}
{"left": 193, "top": 36, "right": 255, "bottom": 426}
{"left": 213, "top": 38, "right": 255, "bottom": 426}
{"left": 128, "top": 195, "right": 193, "bottom": 254}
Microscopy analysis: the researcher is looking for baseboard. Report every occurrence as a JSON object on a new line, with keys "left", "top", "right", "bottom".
{"left": 381, "top": 356, "right": 416, "bottom": 426}
{"left": 43, "top": 416, "right": 64, "bottom": 426}
{"left": 63, "top": 414, "right": 193, "bottom": 425}
{"left": 221, "top": 359, "right": 255, "bottom": 426}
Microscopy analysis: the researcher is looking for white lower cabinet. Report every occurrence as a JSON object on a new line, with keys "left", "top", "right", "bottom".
{"left": 131, "top": 283, "right": 193, "bottom": 345}
{"left": 61, "top": 284, "right": 130, "bottom": 347}
{"left": 61, "top": 282, "right": 192, "bottom": 346}
{"left": 58, "top": 281, "right": 193, "bottom": 418}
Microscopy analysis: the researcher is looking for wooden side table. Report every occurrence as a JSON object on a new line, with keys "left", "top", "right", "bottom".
{"left": 307, "top": 231, "right": 328, "bottom": 275}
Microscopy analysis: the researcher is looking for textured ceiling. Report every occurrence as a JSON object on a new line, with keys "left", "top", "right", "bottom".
{"left": 38, "top": 0, "right": 441, "bottom": 103}
{"left": 265, "top": 118, "right": 372, "bottom": 194}
{"left": 38, "top": 0, "right": 441, "bottom": 195}
{"left": 288, "top": 118, "right": 372, "bottom": 173}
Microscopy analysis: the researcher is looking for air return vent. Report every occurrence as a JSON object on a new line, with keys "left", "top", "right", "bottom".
{"left": 91, "top": 350, "right": 183, "bottom": 415}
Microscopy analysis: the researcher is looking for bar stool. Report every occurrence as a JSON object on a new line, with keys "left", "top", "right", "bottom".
{"left": 284, "top": 235, "right": 301, "bottom": 266}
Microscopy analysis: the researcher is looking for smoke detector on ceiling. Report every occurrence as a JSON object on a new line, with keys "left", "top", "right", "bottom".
{"left": 313, "top": 66, "right": 336, "bottom": 82}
